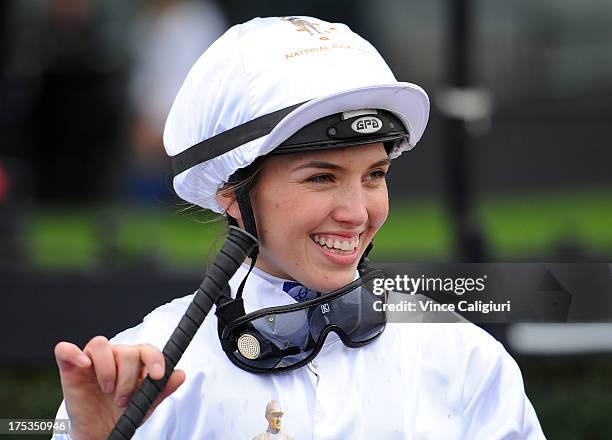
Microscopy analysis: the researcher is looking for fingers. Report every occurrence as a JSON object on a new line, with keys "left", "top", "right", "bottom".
{"left": 83, "top": 336, "right": 117, "bottom": 394}
{"left": 113, "top": 343, "right": 164, "bottom": 407}
{"left": 57, "top": 336, "right": 178, "bottom": 415}
{"left": 113, "top": 345, "right": 141, "bottom": 407}
{"left": 158, "top": 369, "right": 186, "bottom": 403}
{"left": 54, "top": 341, "right": 92, "bottom": 371}
{"left": 136, "top": 344, "right": 166, "bottom": 380}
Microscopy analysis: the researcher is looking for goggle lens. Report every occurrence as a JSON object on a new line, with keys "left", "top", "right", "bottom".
{"left": 226, "top": 271, "right": 387, "bottom": 372}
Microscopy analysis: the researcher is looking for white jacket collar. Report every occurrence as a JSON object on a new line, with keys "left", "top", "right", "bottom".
{"left": 229, "top": 264, "right": 299, "bottom": 314}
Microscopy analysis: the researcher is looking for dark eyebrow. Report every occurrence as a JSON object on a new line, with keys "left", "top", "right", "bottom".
{"left": 371, "top": 158, "right": 391, "bottom": 168}
{"left": 291, "top": 161, "right": 343, "bottom": 172}
{"left": 291, "top": 157, "right": 391, "bottom": 172}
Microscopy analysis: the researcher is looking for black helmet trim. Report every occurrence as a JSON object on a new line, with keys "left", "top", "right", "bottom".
{"left": 171, "top": 101, "right": 307, "bottom": 177}
{"left": 272, "top": 108, "right": 409, "bottom": 155}
{"left": 170, "top": 105, "right": 409, "bottom": 178}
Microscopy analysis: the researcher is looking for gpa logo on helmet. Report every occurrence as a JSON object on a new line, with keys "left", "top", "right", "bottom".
{"left": 351, "top": 116, "right": 382, "bottom": 134}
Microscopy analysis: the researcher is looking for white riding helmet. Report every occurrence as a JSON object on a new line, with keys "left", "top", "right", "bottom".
{"left": 163, "top": 16, "right": 430, "bottom": 214}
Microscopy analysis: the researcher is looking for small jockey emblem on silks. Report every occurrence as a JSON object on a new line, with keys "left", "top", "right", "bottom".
{"left": 321, "top": 303, "right": 331, "bottom": 314}
{"left": 252, "top": 400, "right": 295, "bottom": 440}
{"left": 281, "top": 17, "right": 338, "bottom": 40}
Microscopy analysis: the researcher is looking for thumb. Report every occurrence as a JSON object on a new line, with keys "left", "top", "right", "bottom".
{"left": 143, "top": 369, "right": 186, "bottom": 423}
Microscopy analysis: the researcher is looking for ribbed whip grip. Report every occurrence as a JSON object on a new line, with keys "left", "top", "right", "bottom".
{"left": 107, "top": 226, "right": 257, "bottom": 440}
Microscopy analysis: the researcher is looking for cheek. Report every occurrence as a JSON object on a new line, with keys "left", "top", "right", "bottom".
{"left": 273, "top": 189, "right": 319, "bottom": 225}
{"left": 369, "top": 191, "right": 389, "bottom": 231}
{"left": 256, "top": 190, "right": 304, "bottom": 245}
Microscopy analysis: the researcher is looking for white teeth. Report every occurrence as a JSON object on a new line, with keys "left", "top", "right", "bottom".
{"left": 312, "top": 235, "right": 360, "bottom": 251}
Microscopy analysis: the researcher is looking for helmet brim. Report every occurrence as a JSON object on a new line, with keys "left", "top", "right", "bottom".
{"left": 172, "top": 82, "right": 429, "bottom": 213}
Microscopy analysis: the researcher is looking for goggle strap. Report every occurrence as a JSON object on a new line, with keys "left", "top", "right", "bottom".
{"left": 236, "top": 252, "right": 257, "bottom": 299}
{"left": 215, "top": 296, "right": 246, "bottom": 326}
{"left": 218, "top": 334, "right": 235, "bottom": 353}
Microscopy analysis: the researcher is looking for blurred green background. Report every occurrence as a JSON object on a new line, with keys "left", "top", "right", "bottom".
{"left": 24, "top": 189, "right": 612, "bottom": 270}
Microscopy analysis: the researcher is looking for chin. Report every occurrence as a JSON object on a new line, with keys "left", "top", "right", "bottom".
{"left": 307, "top": 268, "right": 357, "bottom": 293}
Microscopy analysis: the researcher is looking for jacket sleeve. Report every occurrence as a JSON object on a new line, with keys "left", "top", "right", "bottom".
{"left": 50, "top": 397, "right": 178, "bottom": 440}
{"left": 462, "top": 336, "right": 546, "bottom": 439}
{"left": 50, "top": 401, "right": 70, "bottom": 440}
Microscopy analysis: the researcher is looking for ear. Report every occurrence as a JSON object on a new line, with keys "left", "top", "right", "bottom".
{"left": 216, "top": 190, "right": 242, "bottom": 221}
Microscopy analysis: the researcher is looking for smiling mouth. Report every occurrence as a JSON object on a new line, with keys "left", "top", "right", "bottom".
{"left": 310, "top": 234, "right": 360, "bottom": 255}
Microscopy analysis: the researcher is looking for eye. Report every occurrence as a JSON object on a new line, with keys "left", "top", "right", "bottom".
{"left": 365, "top": 169, "right": 388, "bottom": 182}
{"left": 308, "top": 174, "right": 335, "bottom": 184}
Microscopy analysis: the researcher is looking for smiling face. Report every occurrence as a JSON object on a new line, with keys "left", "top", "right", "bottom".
{"left": 224, "top": 142, "right": 389, "bottom": 293}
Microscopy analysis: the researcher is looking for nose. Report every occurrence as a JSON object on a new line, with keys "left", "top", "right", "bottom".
{"left": 331, "top": 181, "right": 368, "bottom": 226}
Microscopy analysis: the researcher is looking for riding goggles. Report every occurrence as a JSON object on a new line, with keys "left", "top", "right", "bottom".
{"left": 215, "top": 268, "right": 388, "bottom": 374}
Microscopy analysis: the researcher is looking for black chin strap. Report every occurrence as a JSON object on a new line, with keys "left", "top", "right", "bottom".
{"left": 358, "top": 240, "right": 374, "bottom": 275}
{"left": 227, "top": 172, "right": 259, "bottom": 257}
{"left": 225, "top": 178, "right": 260, "bottom": 300}
{"left": 235, "top": 186, "right": 258, "bottom": 246}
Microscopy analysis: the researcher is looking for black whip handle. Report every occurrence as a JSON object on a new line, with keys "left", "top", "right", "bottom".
{"left": 107, "top": 226, "right": 257, "bottom": 440}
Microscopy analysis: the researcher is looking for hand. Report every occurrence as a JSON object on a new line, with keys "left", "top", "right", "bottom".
{"left": 54, "top": 336, "right": 185, "bottom": 440}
